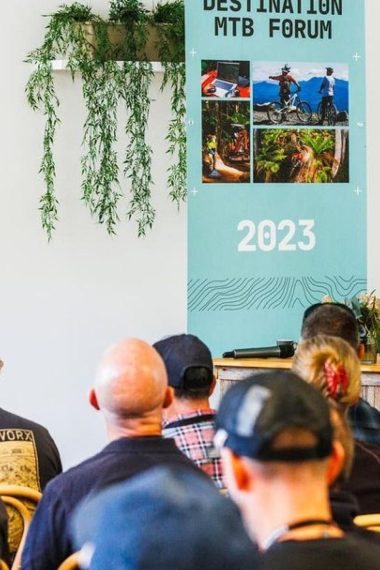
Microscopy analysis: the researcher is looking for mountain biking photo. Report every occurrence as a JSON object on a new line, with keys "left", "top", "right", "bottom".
{"left": 253, "top": 61, "right": 349, "bottom": 127}
{"left": 253, "top": 129, "right": 349, "bottom": 184}
{"left": 202, "top": 101, "right": 250, "bottom": 184}
{"left": 267, "top": 90, "right": 313, "bottom": 125}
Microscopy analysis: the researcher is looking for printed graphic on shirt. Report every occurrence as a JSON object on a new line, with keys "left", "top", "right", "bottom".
{"left": 0, "top": 430, "right": 41, "bottom": 552}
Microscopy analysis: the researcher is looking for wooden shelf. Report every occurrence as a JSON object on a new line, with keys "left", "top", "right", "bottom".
{"left": 213, "top": 357, "right": 380, "bottom": 374}
{"left": 51, "top": 60, "right": 164, "bottom": 72}
{"left": 213, "top": 357, "right": 293, "bottom": 370}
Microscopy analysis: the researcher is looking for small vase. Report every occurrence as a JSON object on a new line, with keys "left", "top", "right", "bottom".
{"left": 360, "top": 335, "right": 378, "bottom": 365}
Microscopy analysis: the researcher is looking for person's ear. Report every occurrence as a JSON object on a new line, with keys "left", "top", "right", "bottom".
{"left": 89, "top": 388, "right": 100, "bottom": 411}
{"left": 326, "top": 440, "right": 345, "bottom": 486}
{"left": 221, "top": 448, "right": 252, "bottom": 495}
{"left": 209, "top": 374, "right": 217, "bottom": 396}
{"left": 163, "top": 386, "right": 174, "bottom": 409}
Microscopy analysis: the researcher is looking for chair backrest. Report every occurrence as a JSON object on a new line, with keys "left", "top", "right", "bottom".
{"left": 57, "top": 552, "right": 81, "bottom": 570}
{"left": 354, "top": 513, "right": 380, "bottom": 532}
{"left": 0, "top": 485, "right": 42, "bottom": 570}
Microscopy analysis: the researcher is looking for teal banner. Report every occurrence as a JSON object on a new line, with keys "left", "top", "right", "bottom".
{"left": 186, "top": 0, "right": 366, "bottom": 356}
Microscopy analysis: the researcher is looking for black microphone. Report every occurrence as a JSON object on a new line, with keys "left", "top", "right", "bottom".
{"left": 222, "top": 344, "right": 295, "bottom": 359}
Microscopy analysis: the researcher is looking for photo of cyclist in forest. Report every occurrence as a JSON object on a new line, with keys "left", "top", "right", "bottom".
{"left": 205, "top": 134, "right": 217, "bottom": 172}
{"left": 318, "top": 67, "right": 335, "bottom": 125}
{"left": 202, "top": 101, "right": 250, "bottom": 184}
{"left": 269, "top": 64, "right": 300, "bottom": 106}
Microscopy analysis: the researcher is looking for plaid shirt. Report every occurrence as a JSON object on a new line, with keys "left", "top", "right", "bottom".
{"left": 348, "top": 397, "right": 380, "bottom": 446}
{"left": 163, "top": 409, "right": 224, "bottom": 490}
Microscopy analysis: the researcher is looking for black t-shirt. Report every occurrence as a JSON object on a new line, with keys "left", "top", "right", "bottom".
{"left": 22, "top": 436, "right": 209, "bottom": 570}
{"left": 342, "top": 440, "right": 380, "bottom": 514}
{"left": 0, "top": 408, "right": 62, "bottom": 554}
{"left": 0, "top": 408, "right": 62, "bottom": 490}
{"left": 259, "top": 536, "right": 380, "bottom": 569}
{"left": 331, "top": 489, "right": 380, "bottom": 546}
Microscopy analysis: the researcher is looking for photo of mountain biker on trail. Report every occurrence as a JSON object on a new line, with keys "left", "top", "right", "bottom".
{"left": 202, "top": 101, "right": 250, "bottom": 184}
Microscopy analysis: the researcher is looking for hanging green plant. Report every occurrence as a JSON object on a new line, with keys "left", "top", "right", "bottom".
{"left": 25, "top": 3, "right": 100, "bottom": 239}
{"left": 80, "top": 59, "right": 122, "bottom": 235}
{"left": 109, "top": 0, "right": 155, "bottom": 237}
{"left": 26, "top": 1, "right": 186, "bottom": 239}
{"left": 25, "top": 3, "right": 123, "bottom": 237}
{"left": 153, "top": 0, "right": 186, "bottom": 206}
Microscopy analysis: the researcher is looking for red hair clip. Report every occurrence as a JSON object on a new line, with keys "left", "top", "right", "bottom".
{"left": 324, "top": 362, "right": 348, "bottom": 398}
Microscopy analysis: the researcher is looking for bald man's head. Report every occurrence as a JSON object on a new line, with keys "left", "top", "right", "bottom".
{"left": 91, "top": 339, "right": 170, "bottom": 421}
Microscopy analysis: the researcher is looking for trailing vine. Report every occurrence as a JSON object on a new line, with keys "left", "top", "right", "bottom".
{"left": 110, "top": 0, "right": 155, "bottom": 236}
{"left": 26, "top": 1, "right": 186, "bottom": 239}
{"left": 122, "top": 61, "right": 155, "bottom": 236}
{"left": 153, "top": 0, "right": 186, "bottom": 206}
{"left": 25, "top": 3, "right": 96, "bottom": 238}
{"left": 81, "top": 60, "right": 122, "bottom": 235}
{"left": 26, "top": 55, "right": 60, "bottom": 238}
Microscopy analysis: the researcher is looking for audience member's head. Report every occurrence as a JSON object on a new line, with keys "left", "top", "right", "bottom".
{"left": 89, "top": 338, "right": 172, "bottom": 438}
{"left": 72, "top": 466, "right": 258, "bottom": 570}
{"left": 301, "top": 303, "right": 359, "bottom": 351}
{"left": 154, "top": 334, "right": 215, "bottom": 402}
{"left": 292, "top": 335, "right": 361, "bottom": 409}
{"left": 215, "top": 371, "right": 343, "bottom": 548}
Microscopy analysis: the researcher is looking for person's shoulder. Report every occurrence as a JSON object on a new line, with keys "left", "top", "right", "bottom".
{"left": 352, "top": 398, "right": 380, "bottom": 419}
{"left": 0, "top": 407, "right": 52, "bottom": 435}
{"left": 341, "top": 535, "right": 380, "bottom": 564}
{"left": 354, "top": 440, "right": 380, "bottom": 466}
{"left": 261, "top": 537, "right": 380, "bottom": 569}
{"left": 41, "top": 449, "right": 105, "bottom": 502}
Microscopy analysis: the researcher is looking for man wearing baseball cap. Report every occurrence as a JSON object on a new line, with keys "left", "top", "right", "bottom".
{"left": 154, "top": 334, "right": 224, "bottom": 489}
{"left": 216, "top": 371, "right": 380, "bottom": 568}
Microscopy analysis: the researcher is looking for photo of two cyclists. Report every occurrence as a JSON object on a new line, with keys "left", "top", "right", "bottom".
{"left": 252, "top": 61, "right": 349, "bottom": 127}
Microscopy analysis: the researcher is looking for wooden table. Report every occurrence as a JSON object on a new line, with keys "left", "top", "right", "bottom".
{"left": 214, "top": 357, "right": 380, "bottom": 411}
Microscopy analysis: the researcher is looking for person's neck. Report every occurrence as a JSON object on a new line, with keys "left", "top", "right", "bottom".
{"left": 244, "top": 480, "right": 336, "bottom": 550}
{"left": 164, "top": 397, "right": 212, "bottom": 422}
{"left": 105, "top": 414, "right": 163, "bottom": 441}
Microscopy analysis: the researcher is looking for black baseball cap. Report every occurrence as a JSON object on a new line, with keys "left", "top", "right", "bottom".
{"left": 216, "top": 371, "right": 333, "bottom": 462}
{"left": 72, "top": 467, "right": 259, "bottom": 570}
{"left": 153, "top": 334, "right": 213, "bottom": 389}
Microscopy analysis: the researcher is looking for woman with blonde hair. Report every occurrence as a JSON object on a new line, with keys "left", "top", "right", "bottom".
{"left": 293, "top": 334, "right": 380, "bottom": 516}
{"left": 292, "top": 334, "right": 361, "bottom": 409}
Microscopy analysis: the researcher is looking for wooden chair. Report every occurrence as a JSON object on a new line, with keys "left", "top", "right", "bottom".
{"left": 0, "top": 561, "right": 10, "bottom": 570}
{"left": 0, "top": 485, "right": 42, "bottom": 570}
{"left": 354, "top": 513, "right": 380, "bottom": 532}
{"left": 57, "top": 552, "right": 81, "bottom": 570}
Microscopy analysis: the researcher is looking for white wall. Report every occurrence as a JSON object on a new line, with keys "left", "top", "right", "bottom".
{"left": 0, "top": 0, "right": 185, "bottom": 467}
{"left": 0, "top": 0, "right": 378, "bottom": 468}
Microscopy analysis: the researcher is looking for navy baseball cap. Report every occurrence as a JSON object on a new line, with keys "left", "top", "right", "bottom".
{"left": 153, "top": 334, "right": 213, "bottom": 388}
{"left": 216, "top": 371, "right": 333, "bottom": 462}
{"left": 72, "top": 467, "right": 258, "bottom": 570}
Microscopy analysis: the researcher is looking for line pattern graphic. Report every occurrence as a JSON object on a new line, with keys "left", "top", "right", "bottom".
{"left": 188, "top": 276, "right": 367, "bottom": 312}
